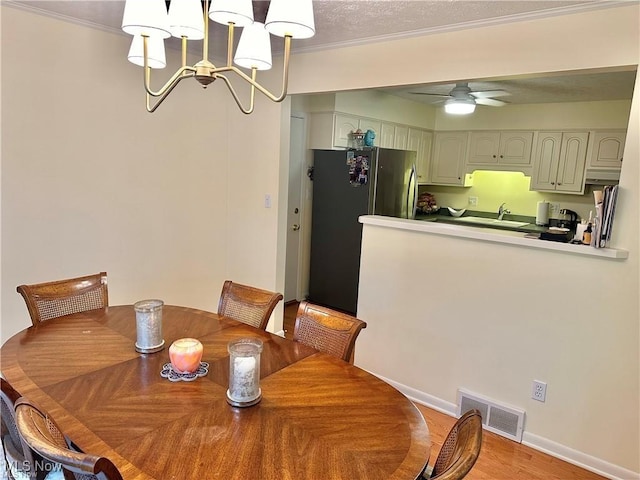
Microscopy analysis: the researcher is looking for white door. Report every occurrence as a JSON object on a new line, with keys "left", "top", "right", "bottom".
{"left": 285, "top": 115, "right": 305, "bottom": 302}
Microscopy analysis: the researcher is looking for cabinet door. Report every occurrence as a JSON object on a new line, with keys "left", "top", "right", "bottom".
{"left": 394, "top": 125, "right": 409, "bottom": 150}
{"left": 358, "top": 118, "right": 382, "bottom": 145}
{"left": 333, "top": 114, "right": 359, "bottom": 148}
{"left": 556, "top": 132, "right": 588, "bottom": 193}
{"left": 589, "top": 131, "right": 626, "bottom": 168}
{"left": 407, "top": 129, "right": 432, "bottom": 182}
{"left": 531, "top": 133, "right": 562, "bottom": 191}
{"left": 380, "top": 122, "right": 395, "bottom": 148}
{"left": 430, "top": 132, "right": 468, "bottom": 185}
{"left": 468, "top": 132, "right": 500, "bottom": 164}
{"left": 500, "top": 131, "right": 533, "bottom": 165}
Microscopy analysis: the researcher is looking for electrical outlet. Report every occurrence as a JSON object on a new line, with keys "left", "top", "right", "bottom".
{"left": 532, "top": 380, "right": 547, "bottom": 402}
{"left": 549, "top": 202, "right": 560, "bottom": 216}
{"left": 468, "top": 196, "right": 478, "bottom": 207}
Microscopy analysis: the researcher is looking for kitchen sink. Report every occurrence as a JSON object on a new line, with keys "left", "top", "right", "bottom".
{"left": 455, "top": 216, "right": 529, "bottom": 228}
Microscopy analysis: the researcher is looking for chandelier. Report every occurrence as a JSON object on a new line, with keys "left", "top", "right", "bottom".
{"left": 121, "top": 0, "right": 315, "bottom": 113}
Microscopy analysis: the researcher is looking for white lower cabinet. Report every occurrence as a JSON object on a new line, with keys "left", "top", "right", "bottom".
{"left": 430, "top": 132, "right": 473, "bottom": 186}
{"left": 531, "top": 132, "right": 589, "bottom": 194}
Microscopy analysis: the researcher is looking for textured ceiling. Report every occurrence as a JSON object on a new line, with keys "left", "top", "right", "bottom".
{"left": 4, "top": 0, "right": 638, "bottom": 104}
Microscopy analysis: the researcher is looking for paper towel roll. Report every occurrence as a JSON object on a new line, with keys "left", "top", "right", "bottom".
{"left": 536, "top": 201, "right": 550, "bottom": 225}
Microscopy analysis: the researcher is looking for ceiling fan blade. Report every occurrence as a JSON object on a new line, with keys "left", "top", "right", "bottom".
{"left": 471, "top": 90, "right": 511, "bottom": 99}
{"left": 476, "top": 98, "right": 509, "bottom": 107}
{"left": 409, "top": 92, "right": 452, "bottom": 98}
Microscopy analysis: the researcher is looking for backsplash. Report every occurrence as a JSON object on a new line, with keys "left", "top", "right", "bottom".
{"left": 418, "top": 171, "right": 598, "bottom": 222}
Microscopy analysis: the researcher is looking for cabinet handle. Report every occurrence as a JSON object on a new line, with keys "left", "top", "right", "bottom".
{"left": 558, "top": 183, "right": 562, "bottom": 185}
{"left": 492, "top": 155, "right": 497, "bottom": 158}
{"left": 500, "top": 155, "right": 504, "bottom": 158}
{"left": 458, "top": 177, "right": 461, "bottom": 180}
{"left": 620, "top": 157, "right": 623, "bottom": 162}
{"left": 551, "top": 182, "right": 555, "bottom": 185}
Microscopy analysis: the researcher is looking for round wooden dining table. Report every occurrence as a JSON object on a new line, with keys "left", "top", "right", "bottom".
{"left": 0, "top": 305, "right": 431, "bottom": 480}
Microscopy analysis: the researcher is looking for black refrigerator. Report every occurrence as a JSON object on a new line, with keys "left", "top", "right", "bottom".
{"left": 308, "top": 147, "right": 417, "bottom": 314}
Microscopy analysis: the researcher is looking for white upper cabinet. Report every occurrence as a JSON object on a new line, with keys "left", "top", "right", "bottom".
{"left": 394, "top": 125, "right": 409, "bottom": 150}
{"left": 531, "top": 132, "right": 589, "bottom": 194}
{"left": 467, "top": 131, "right": 533, "bottom": 169}
{"left": 407, "top": 128, "right": 433, "bottom": 183}
{"left": 587, "top": 130, "right": 626, "bottom": 169}
{"left": 358, "top": 118, "right": 382, "bottom": 143}
{"left": 380, "top": 122, "right": 396, "bottom": 148}
{"left": 333, "top": 113, "right": 360, "bottom": 148}
{"left": 430, "top": 132, "right": 473, "bottom": 186}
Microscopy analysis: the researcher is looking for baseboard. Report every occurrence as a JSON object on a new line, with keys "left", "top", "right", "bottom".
{"left": 522, "top": 432, "right": 640, "bottom": 480}
{"left": 369, "top": 372, "right": 639, "bottom": 480}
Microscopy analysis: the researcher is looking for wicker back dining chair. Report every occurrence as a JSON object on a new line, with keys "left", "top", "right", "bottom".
{"left": 217, "top": 280, "right": 283, "bottom": 330}
{"left": 2, "top": 378, "right": 53, "bottom": 480}
{"left": 423, "top": 409, "right": 483, "bottom": 480}
{"left": 17, "top": 272, "right": 109, "bottom": 326}
{"left": 15, "top": 397, "right": 123, "bottom": 480}
{"left": 292, "top": 301, "right": 367, "bottom": 363}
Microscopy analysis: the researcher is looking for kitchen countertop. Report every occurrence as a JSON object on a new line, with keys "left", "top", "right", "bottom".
{"left": 360, "top": 215, "right": 628, "bottom": 260}
{"left": 415, "top": 212, "right": 546, "bottom": 234}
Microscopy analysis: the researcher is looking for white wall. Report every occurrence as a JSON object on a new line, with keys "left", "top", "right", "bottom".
{"left": 287, "top": 4, "right": 640, "bottom": 476}
{"left": 0, "top": 6, "right": 285, "bottom": 342}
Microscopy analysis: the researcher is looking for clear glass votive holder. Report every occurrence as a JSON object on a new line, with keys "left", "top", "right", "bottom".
{"left": 134, "top": 299, "right": 165, "bottom": 353}
{"left": 226, "top": 338, "right": 263, "bottom": 407}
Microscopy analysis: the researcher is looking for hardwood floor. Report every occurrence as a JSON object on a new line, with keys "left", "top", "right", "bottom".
{"left": 283, "top": 302, "right": 606, "bottom": 480}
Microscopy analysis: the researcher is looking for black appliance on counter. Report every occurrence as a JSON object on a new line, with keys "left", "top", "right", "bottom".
{"left": 308, "top": 147, "right": 417, "bottom": 314}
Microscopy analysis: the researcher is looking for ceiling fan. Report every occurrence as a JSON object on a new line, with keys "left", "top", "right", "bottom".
{"left": 410, "top": 82, "right": 510, "bottom": 114}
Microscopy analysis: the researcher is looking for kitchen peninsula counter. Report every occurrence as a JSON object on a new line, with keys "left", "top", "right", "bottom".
{"left": 359, "top": 215, "right": 628, "bottom": 259}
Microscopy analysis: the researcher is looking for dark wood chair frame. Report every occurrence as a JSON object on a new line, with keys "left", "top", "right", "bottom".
{"left": 15, "top": 397, "right": 123, "bottom": 480}
{"left": 217, "top": 280, "right": 283, "bottom": 330}
{"left": 17, "top": 272, "right": 109, "bottom": 326}
{"left": 2, "top": 378, "right": 51, "bottom": 480}
{"left": 424, "top": 408, "right": 483, "bottom": 480}
{"left": 293, "top": 301, "right": 367, "bottom": 363}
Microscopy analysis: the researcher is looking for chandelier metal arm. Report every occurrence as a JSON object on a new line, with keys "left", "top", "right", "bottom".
{"left": 145, "top": 74, "right": 191, "bottom": 113}
{"left": 215, "top": 35, "right": 292, "bottom": 103}
{"left": 143, "top": 35, "right": 196, "bottom": 98}
{"left": 217, "top": 71, "right": 256, "bottom": 115}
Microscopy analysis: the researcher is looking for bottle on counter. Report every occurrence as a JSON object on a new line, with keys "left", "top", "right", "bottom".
{"left": 582, "top": 222, "right": 592, "bottom": 245}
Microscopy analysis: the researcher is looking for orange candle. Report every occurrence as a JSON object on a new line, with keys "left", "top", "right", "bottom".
{"left": 169, "top": 338, "right": 203, "bottom": 374}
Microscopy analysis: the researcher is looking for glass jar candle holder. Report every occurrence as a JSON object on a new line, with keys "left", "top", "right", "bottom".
{"left": 226, "top": 338, "right": 263, "bottom": 407}
{"left": 134, "top": 299, "right": 164, "bottom": 353}
{"left": 169, "top": 338, "right": 203, "bottom": 373}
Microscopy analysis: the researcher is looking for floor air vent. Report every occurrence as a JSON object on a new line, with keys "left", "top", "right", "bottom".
{"left": 457, "top": 389, "right": 525, "bottom": 443}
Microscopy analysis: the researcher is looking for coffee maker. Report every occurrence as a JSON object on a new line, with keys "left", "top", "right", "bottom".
{"left": 559, "top": 209, "right": 579, "bottom": 232}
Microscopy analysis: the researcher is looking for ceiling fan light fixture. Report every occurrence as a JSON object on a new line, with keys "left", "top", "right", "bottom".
{"left": 444, "top": 98, "right": 476, "bottom": 115}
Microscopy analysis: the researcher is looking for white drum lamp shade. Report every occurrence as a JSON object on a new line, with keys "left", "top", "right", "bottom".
{"left": 168, "top": 0, "right": 205, "bottom": 40}
{"left": 209, "top": 0, "right": 254, "bottom": 27}
{"left": 127, "top": 35, "right": 167, "bottom": 69}
{"left": 234, "top": 22, "right": 272, "bottom": 71}
{"left": 265, "top": 0, "right": 315, "bottom": 39}
{"left": 122, "top": 0, "right": 171, "bottom": 38}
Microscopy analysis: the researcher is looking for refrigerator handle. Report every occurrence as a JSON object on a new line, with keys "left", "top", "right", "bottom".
{"left": 407, "top": 164, "right": 417, "bottom": 219}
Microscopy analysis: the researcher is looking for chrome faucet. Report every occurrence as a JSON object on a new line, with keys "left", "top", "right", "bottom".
{"left": 498, "top": 202, "right": 511, "bottom": 220}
